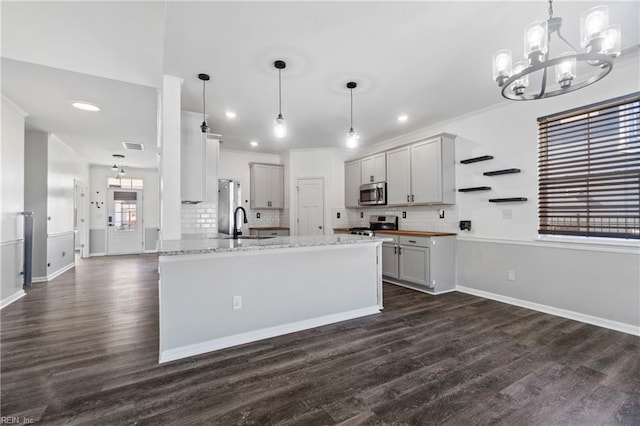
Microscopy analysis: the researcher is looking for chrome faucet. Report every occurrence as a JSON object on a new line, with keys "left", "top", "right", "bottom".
{"left": 233, "top": 206, "right": 248, "bottom": 239}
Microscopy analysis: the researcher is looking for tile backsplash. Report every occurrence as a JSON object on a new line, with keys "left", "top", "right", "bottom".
{"left": 332, "top": 204, "right": 459, "bottom": 234}
{"left": 182, "top": 202, "right": 285, "bottom": 236}
{"left": 181, "top": 202, "right": 218, "bottom": 236}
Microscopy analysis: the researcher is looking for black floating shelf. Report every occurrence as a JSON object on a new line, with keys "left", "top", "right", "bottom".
{"left": 484, "top": 168, "right": 521, "bottom": 176}
{"left": 458, "top": 186, "right": 492, "bottom": 192}
{"left": 460, "top": 155, "right": 494, "bottom": 164}
{"left": 489, "top": 197, "right": 528, "bottom": 203}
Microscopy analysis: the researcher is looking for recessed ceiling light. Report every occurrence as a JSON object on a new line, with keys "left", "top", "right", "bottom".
{"left": 250, "top": 140, "right": 258, "bottom": 147}
{"left": 225, "top": 111, "right": 236, "bottom": 119}
{"left": 397, "top": 114, "right": 408, "bottom": 122}
{"left": 72, "top": 101, "right": 100, "bottom": 112}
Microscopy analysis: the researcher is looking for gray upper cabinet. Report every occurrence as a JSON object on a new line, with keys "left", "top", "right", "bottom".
{"left": 386, "top": 146, "right": 411, "bottom": 205}
{"left": 387, "top": 134, "right": 455, "bottom": 206}
{"left": 250, "top": 163, "right": 284, "bottom": 209}
{"left": 344, "top": 160, "right": 361, "bottom": 208}
{"left": 361, "top": 153, "right": 386, "bottom": 184}
{"left": 181, "top": 112, "right": 219, "bottom": 203}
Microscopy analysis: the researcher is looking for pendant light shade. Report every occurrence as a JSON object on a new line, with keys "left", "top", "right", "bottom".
{"left": 273, "top": 60, "right": 287, "bottom": 138}
{"left": 198, "top": 73, "right": 210, "bottom": 133}
{"left": 346, "top": 81, "right": 359, "bottom": 149}
{"left": 111, "top": 164, "right": 118, "bottom": 172}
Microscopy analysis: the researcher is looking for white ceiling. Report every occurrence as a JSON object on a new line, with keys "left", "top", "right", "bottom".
{"left": 2, "top": 1, "right": 639, "bottom": 168}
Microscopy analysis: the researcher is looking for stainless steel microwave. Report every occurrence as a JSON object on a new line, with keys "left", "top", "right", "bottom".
{"left": 359, "top": 182, "right": 387, "bottom": 206}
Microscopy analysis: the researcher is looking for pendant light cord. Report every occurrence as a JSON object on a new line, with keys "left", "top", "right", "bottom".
{"left": 202, "top": 79, "right": 206, "bottom": 124}
{"left": 548, "top": 0, "right": 553, "bottom": 19}
{"left": 278, "top": 68, "right": 282, "bottom": 116}
{"left": 350, "top": 88, "right": 355, "bottom": 131}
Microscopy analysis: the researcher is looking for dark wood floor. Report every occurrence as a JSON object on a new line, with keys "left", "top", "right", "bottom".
{"left": 1, "top": 254, "right": 639, "bottom": 425}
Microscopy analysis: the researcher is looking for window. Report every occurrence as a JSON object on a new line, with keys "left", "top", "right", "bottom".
{"left": 108, "top": 178, "right": 144, "bottom": 189}
{"left": 113, "top": 191, "right": 137, "bottom": 232}
{"left": 538, "top": 92, "right": 640, "bottom": 240}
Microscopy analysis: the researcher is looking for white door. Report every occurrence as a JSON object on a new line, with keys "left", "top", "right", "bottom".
{"left": 297, "top": 178, "right": 324, "bottom": 236}
{"left": 107, "top": 189, "right": 143, "bottom": 255}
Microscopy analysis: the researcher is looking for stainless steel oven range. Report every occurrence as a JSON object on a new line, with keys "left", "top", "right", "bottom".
{"left": 349, "top": 215, "right": 398, "bottom": 236}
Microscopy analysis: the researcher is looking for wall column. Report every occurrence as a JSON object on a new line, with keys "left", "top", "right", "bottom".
{"left": 159, "top": 75, "right": 183, "bottom": 240}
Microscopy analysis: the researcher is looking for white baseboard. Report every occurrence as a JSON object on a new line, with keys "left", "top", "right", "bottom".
{"left": 143, "top": 249, "right": 157, "bottom": 254}
{"left": 159, "top": 306, "right": 381, "bottom": 363}
{"left": 384, "top": 279, "right": 456, "bottom": 296}
{"left": 456, "top": 286, "right": 640, "bottom": 337}
{"left": 0, "top": 290, "right": 26, "bottom": 309}
{"left": 46, "top": 262, "right": 75, "bottom": 281}
{"left": 89, "top": 253, "right": 106, "bottom": 257}
{"left": 32, "top": 276, "right": 47, "bottom": 283}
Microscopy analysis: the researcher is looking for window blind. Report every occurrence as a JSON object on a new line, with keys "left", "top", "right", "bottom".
{"left": 538, "top": 92, "right": 640, "bottom": 239}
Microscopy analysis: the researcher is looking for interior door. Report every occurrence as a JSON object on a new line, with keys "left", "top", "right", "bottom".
{"left": 107, "top": 189, "right": 143, "bottom": 255}
{"left": 297, "top": 178, "right": 324, "bottom": 236}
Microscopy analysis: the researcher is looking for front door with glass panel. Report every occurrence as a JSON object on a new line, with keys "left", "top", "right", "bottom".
{"left": 107, "top": 189, "right": 143, "bottom": 255}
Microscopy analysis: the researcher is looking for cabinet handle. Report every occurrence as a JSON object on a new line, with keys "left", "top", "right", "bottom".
{"left": 394, "top": 246, "right": 397, "bottom": 254}
{"left": 406, "top": 195, "right": 410, "bottom": 202}
{"left": 370, "top": 175, "right": 374, "bottom": 182}
{"left": 411, "top": 194, "right": 414, "bottom": 202}
{"left": 271, "top": 232, "right": 278, "bottom": 235}
{"left": 398, "top": 246, "right": 402, "bottom": 255}
{"left": 408, "top": 240, "right": 417, "bottom": 243}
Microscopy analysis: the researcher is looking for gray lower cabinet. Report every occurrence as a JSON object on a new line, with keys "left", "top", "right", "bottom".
{"left": 381, "top": 240, "right": 400, "bottom": 279}
{"left": 250, "top": 229, "right": 290, "bottom": 237}
{"left": 381, "top": 234, "right": 455, "bottom": 294}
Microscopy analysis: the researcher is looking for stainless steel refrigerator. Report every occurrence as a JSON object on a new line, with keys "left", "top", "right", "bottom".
{"left": 217, "top": 179, "right": 241, "bottom": 235}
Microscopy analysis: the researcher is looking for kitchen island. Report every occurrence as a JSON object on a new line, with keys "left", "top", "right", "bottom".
{"left": 157, "top": 234, "right": 389, "bottom": 363}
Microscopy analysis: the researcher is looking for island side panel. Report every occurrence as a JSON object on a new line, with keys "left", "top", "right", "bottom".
{"left": 158, "top": 243, "right": 381, "bottom": 362}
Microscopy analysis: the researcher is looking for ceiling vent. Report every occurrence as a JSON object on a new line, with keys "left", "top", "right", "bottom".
{"left": 122, "top": 142, "right": 144, "bottom": 151}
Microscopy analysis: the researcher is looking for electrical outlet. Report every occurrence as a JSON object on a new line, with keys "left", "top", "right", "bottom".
{"left": 502, "top": 209, "right": 513, "bottom": 220}
{"left": 256, "top": 212, "right": 261, "bottom": 219}
{"left": 402, "top": 211, "right": 406, "bottom": 218}
{"left": 507, "top": 270, "right": 516, "bottom": 281}
{"left": 233, "top": 296, "right": 242, "bottom": 310}
{"left": 337, "top": 212, "right": 341, "bottom": 219}
{"left": 439, "top": 210, "right": 445, "bottom": 219}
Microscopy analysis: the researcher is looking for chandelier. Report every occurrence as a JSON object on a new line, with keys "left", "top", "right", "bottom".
{"left": 492, "top": 0, "right": 621, "bottom": 100}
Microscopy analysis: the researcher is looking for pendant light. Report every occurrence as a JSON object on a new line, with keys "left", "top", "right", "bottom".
{"left": 273, "top": 60, "right": 287, "bottom": 138}
{"left": 346, "top": 81, "right": 359, "bottom": 149}
{"left": 198, "top": 73, "right": 210, "bottom": 133}
{"left": 112, "top": 154, "right": 125, "bottom": 175}
{"left": 492, "top": 0, "right": 621, "bottom": 100}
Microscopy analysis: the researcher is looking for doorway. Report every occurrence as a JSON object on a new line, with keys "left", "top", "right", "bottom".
{"left": 107, "top": 188, "right": 143, "bottom": 255}
{"left": 296, "top": 178, "right": 324, "bottom": 236}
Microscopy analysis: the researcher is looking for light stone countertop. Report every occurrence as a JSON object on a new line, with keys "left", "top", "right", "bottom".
{"left": 159, "top": 234, "right": 392, "bottom": 256}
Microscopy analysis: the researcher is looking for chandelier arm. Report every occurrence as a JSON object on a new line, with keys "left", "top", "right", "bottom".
{"left": 537, "top": 52, "right": 550, "bottom": 99}
{"left": 556, "top": 28, "right": 579, "bottom": 53}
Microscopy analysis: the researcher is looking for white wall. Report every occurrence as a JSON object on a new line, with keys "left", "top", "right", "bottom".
{"left": 24, "top": 129, "right": 48, "bottom": 278}
{"left": 286, "top": 148, "right": 348, "bottom": 235}
{"left": 1, "top": 95, "right": 27, "bottom": 307}
{"left": 45, "top": 135, "right": 89, "bottom": 277}
{"left": 89, "top": 165, "right": 159, "bottom": 254}
{"left": 354, "top": 58, "right": 640, "bottom": 331}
